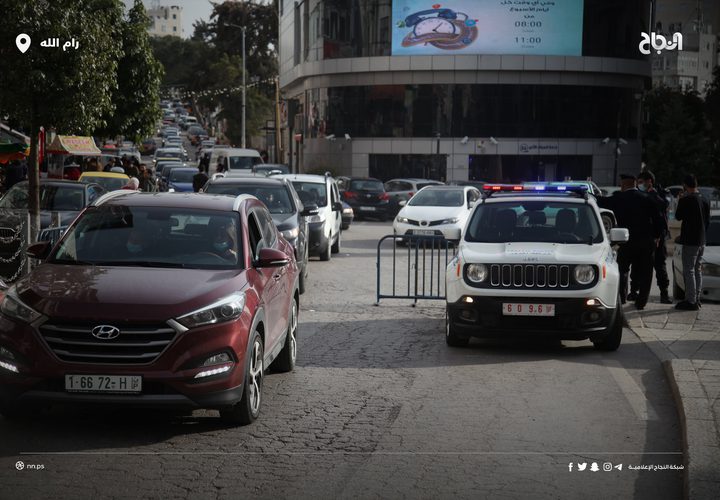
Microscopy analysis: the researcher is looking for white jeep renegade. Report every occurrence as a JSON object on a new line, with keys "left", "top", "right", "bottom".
{"left": 445, "top": 184, "right": 629, "bottom": 351}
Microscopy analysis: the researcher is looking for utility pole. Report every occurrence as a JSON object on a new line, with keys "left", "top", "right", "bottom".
{"left": 241, "top": 26, "right": 246, "bottom": 149}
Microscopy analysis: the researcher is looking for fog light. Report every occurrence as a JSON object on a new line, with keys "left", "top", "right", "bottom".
{"left": 0, "top": 359, "right": 19, "bottom": 373}
{"left": 586, "top": 299, "right": 597, "bottom": 306}
{"left": 463, "top": 296, "right": 474, "bottom": 303}
{"left": 202, "top": 353, "right": 232, "bottom": 367}
{"left": 588, "top": 311, "right": 601, "bottom": 322}
{"left": 194, "top": 364, "right": 232, "bottom": 379}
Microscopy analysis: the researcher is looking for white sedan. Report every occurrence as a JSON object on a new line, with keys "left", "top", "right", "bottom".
{"left": 393, "top": 185, "right": 481, "bottom": 242}
{"left": 672, "top": 211, "right": 720, "bottom": 302}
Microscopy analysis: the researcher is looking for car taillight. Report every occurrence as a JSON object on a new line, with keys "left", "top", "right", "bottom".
{"left": 379, "top": 192, "right": 389, "bottom": 201}
{"left": 344, "top": 191, "right": 357, "bottom": 200}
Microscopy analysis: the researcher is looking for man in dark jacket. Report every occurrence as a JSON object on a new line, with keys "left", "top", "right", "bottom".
{"left": 674, "top": 173, "right": 711, "bottom": 310}
{"left": 193, "top": 167, "right": 209, "bottom": 192}
{"left": 628, "top": 170, "right": 672, "bottom": 303}
{"left": 605, "top": 173, "right": 665, "bottom": 310}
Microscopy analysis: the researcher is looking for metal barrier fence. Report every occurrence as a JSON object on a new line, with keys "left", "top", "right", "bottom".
{"left": 0, "top": 213, "right": 67, "bottom": 283}
{"left": 376, "top": 234, "right": 457, "bottom": 305}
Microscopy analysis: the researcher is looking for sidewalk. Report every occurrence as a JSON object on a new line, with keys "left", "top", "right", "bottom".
{"left": 625, "top": 297, "right": 720, "bottom": 499}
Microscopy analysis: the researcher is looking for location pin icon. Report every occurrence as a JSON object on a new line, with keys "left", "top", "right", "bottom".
{"left": 16, "top": 33, "right": 31, "bottom": 53}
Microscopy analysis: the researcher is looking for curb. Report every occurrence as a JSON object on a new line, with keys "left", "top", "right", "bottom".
{"left": 662, "top": 359, "right": 720, "bottom": 500}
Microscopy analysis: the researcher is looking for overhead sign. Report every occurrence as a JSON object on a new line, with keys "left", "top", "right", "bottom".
{"left": 391, "top": 1, "right": 584, "bottom": 56}
{"left": 47, "top": 135, "right": 101, "bottom": 155}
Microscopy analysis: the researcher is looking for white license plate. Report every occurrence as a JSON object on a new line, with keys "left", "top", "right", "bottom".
{"left": 359, "top": 206, "right": 375, "bottom": 211}
{"left": 414, "top": 229, "right": 435, "bottom": 236}
{"left": 502, "top": 303, "right": 555, "bottom": 317}
{"left": 65, "top": 375, "right": 142, "bottom": 393}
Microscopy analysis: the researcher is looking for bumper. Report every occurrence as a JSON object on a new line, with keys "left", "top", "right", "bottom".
{"left": 447, "top": 296, "right": 618, "bottom": 341}
{"left": 349, "top": 203, "right": 391, "bottom": 218}
{"left": 394, "top": 222, "right": 462, "bottom": 241}
{"left": 307, "top": 221, "right": 328, "bottom": 255}
{"left": 0, "top": 313, "right": 251, "bottom": 410}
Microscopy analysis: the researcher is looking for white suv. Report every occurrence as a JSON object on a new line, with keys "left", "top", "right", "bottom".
{"left": 445, "top": 184, "right": 629, "bottom": 351}
{"left": 274, "top": 173, "right": 343, "bottom": 261}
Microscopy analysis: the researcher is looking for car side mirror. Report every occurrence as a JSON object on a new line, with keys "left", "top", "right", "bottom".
{"left": 332, "top": 202, "right": 343, "bottom": 212}
{"left": 609, "top": 228, "right": 629, "bottom": 244}
{"left": 255, "top": 247, "right": 289, "bottom": 268}
{"left": 301, "top": 203, "right": 319, "bottom": 216}
{"left": 26, "top": 241, "right": 52, "bottom": 260}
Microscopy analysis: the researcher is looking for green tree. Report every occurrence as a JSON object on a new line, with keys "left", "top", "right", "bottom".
{"left": 0, "top": 0, "right": 124, "bottom": 237}
{"left": 99, "top": 0, "right": 164, "bottom": 142}
{"left": 643, "top": 86, "right": 712, "bottom": 185}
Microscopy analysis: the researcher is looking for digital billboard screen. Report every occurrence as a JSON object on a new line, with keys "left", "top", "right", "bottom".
{"left": 391, "top": 1, "right": 584, "bottom": 57}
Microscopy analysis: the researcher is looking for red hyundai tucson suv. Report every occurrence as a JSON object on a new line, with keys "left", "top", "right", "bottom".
{"left": 0, "top": 190, "right": 300, "bottom": 425}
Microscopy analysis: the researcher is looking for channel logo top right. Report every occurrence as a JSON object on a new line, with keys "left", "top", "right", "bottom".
{"left": 640, "top": 32, "right": 683, "bottom": 55}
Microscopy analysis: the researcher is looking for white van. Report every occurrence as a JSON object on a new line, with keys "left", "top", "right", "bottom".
{"left": 209, "top": 148, "right": 263, "bottom": 174}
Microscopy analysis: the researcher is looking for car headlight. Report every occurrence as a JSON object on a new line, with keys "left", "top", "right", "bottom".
{"left": 396, "top": 216, "right": 409, "bottom": 224}
{"left": 440, "top": 217, "right": 460, "bottom": 225}
{"left": 176, "top": 292, "right": 246, "bottom": 329}
{"left": 574, "top": 265, "right": 596, "bottom": 285}
{"left": 703, "top": 262, "right": 720, "bottom": 277}
{"left": 281, "top": 227, "right": 299, "bottom": 240}
{"left": 306, "top": 214, "right": 326, "bottom": 224}
{"left": 342, "top": 207, "right": 353, "bottom": 215}
{"left": 0, "top": 287, "right": 42, "bottom": 324}
{"left": 465, "top": 264, "right": 488, "bottom": 283}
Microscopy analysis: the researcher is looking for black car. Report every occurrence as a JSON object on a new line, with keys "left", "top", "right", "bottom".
{"left": 202, "top": 177, "right": 312, "bottom": 293}
{"left": 341, "top": 177, "right": 392, "bottom": 221}
{"left": 0, "top": 180, "right": 106, "bottom": 280}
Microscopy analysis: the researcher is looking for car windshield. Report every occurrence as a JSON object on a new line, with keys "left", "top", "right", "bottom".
{"left": 707, "top": 219, "right": 720, "bottom": 246}
{"left": 0, "top": 184, "right": 85, "bottom": 211}
{"left": 291, "top": 181, "right": 327, "bottom": 206}
{"left": 465, "top": 200, "right": 604, "bottom": 244}
{"left": 228, "top": 156, "right": 262, "bottom": 170}
{"left": 409, "top": 189, "right": 464, "bottom": 207}
{"left": 52, "top": 206, "right": 242, "bottom": 269}
{"left": 81, "top": 176, "right": 127, "bottom": 191}
{"left": 169, "top": 170, "right": 196, "bottom": 183}
{"left": 350, "top": 180, "right": 383, "bottom": 192}
{"left": 205, "top": 184, "right": 294, "bottom": 214}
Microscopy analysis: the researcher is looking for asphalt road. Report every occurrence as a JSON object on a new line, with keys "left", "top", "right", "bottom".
{"left": 0, "top": 218, "right": 684, "bottom": 499}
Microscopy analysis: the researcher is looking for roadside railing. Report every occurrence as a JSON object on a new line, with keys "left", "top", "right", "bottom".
{"left": 376, "top": 234, "right": 457, "bottom": 305}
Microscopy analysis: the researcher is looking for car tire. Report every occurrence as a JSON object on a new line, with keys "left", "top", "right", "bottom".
{"left": 672, "top": 264, "right": 685, "bottom": 301}
{"left": 220, "top": 329, "right": 263, "bottom": 425}
{"left": 331, "top": 229, "right": 341, "bottom": 254}
{"left": 273, "top": 297, "right": 298, "bottom": 373}
{"left": 319, "top": 234, "right": 332, "bottom": 261}
{"left": 298, "top": 270, "right": 306, "bottom": 295}
{"left": 593, "top": 300, "right": 623, "bottom": 351}
{"left": 445, "top": 308, "right": 469, "bottom": 347}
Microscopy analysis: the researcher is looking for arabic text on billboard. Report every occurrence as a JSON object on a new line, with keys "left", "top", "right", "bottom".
{"left": 391, "top": 1, "right": 584, "bottom": 56}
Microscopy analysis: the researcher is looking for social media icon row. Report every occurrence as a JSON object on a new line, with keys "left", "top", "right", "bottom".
{"left": 568, "top": 462, "right": 622, "bottom": 471}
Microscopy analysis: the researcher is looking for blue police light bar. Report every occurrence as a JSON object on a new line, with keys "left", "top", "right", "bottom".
{"left": 482, "top": 184, "right": 588, "bottom": 193}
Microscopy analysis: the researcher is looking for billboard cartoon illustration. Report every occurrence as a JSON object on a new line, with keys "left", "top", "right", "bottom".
{"left": 398, "top": 6, "right": 479, "bottom": 51}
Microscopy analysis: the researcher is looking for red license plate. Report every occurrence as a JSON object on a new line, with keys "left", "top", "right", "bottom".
{"left": 502, "top": 303, "right": 555, "bottom": 316}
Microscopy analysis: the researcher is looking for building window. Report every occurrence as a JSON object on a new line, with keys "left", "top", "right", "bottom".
{"left": 172, "top": 14, "right": 176, "bottom": 19}
{"left": 173, "top": 26, "right": 177, "bottom": 32}
{"left": 162, "top": 25, "right": 166, "bottom": 32}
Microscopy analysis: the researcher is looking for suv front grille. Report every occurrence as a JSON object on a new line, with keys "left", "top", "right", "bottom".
{"left": 39, "top": 323, "right": 178, "bottom": 365}
{"left": 464, "top": 264, "right": 597, "bottom": 290}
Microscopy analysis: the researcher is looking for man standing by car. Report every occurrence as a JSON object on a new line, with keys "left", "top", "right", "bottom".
{"left": 674, "top": 173, "right": 711, "bottom": 310}
{"left": 627, "top": 170, "right": 672, "bottom": 304}
{"left": 193, "top": 166, "right": 209, "bottom": 192}
{"left": 607, "top": 173, "right": 664, "bottom": 310}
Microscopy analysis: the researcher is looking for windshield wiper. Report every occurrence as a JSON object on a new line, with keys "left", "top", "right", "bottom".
{"left": 97, "top": 261, "right": 189, "bottom": 268}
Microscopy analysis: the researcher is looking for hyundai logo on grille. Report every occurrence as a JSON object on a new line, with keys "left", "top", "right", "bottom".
{"left": 91, "top": 325, "right": 121, "bottom": 340}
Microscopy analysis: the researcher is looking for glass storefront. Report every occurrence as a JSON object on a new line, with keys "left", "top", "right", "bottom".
{"left": 469, "top": 155, "right": 593, "bottom": 183}
{"left": 369, "top": 154, "right": 447, "bottom": 182}
{"left": 306, "top": 84, "right": 639, "bottom": 140}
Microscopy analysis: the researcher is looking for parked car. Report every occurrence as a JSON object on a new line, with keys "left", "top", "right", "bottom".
{"left": 394, "top": 185, "right": 481, "bottom": 242}
{"left": 0, "top": 180, "right": 107, "bottom": 279}
{"left": 209, "top": 148, "right": 263, "bottom": 174}
{"left": 153, "top": 147, "right": 186, "bottom": 166}
{"left": 384, "top": 178, "right": 444, "bottom": 213}
{"left": 275, "top": 173, "right": 343, "bottom": 261}
{"left": 341, "top": 177, "right": 392, "bottom": 221}
{"left": 672, "top": 211, "right": 720, "bottom": 302}
{"left": 158, "top": 164, "right": 187, "bottom": 191}
{"left": 445, "top": 184, "right": 627, "bottom": 350}
{"left": 140, "top": 138, "right": 157, "bottom": 155}
{"left": 166, "top": 167, "right": 199, "bottom": 193}
{"left": 203, "top": 177, "right": 311, "bottom": 293}
{"left": 0, "top": 191, "right": 299, "bottom": 424}
{"left": 79, "top": 172, "right": 130, "bottom": 192}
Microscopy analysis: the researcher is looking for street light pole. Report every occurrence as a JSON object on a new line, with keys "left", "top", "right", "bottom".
{"left": 241, "top": 26, "right": 246, "bottom": 149}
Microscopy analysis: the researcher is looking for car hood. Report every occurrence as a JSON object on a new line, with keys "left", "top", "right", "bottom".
{"left": 460, "top": 242, "right": 608, "bottom": 265}
{"left": 399, "top": 205, "right": 467, "bottom": 221}
{"left": 15, "top": 265, "right": 247, "bottom": 322}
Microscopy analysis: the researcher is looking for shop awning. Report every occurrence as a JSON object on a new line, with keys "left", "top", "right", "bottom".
{"left": 47, "top": 135, "right": 101, "bottom": 155}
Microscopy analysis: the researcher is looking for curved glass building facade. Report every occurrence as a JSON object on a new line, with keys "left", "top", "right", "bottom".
{"left": 279, "top": 0, "right": 651, "bottom": 183}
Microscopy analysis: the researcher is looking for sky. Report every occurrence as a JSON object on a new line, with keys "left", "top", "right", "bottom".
{"left": 122, "top": 0, "right": 215, "bottom": 38}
